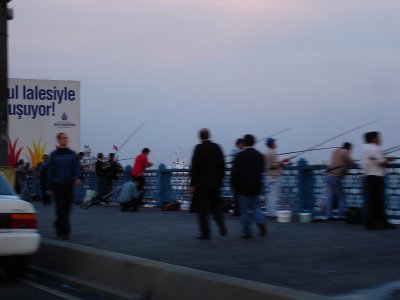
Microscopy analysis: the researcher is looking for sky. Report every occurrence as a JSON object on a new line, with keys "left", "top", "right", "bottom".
{"left": 8, "top": 0, "right": 400, "bottom": 167}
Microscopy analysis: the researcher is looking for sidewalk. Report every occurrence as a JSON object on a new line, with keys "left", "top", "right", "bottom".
{"left": 33, "top": 202, "right": 400, "bottom": 299}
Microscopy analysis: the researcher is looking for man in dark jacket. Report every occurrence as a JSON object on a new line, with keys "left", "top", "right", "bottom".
{"left": 37, "top": 154, "right": 50, "bottom": 205}
{"left": 101, "top": 153, "right": 123, "bottom": 206}
{"left": 231, "top": 134, "right": 266, "bottom": 239}
{"left": 95, "top": 152, "right": 105, "bottom": 201}
{"left": 189, "top": 128, "right": 227, "bottom": 239}
{"left": 47, "top": 132, "right": 82, "bottom": 240}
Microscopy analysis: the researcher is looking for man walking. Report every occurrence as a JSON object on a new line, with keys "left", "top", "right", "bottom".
{"left": 189, "top": 128, "right": 227, "bottom": 240}
{"left": 47, "top": 132, "right": 82, "bottom": 240}
{"left": 231, "top": 134, "right": 266, "bottom": 239}
{"left": 229, "top": 138, "right": 245, "bottom": 216}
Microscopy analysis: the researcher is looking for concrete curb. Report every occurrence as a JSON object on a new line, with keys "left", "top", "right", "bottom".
{"left": 31, "top": 238, "right": 330, "bottom": 300}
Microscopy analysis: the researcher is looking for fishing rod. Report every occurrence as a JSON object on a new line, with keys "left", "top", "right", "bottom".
{"left": 326, "top": 155, "right": 400, "bottom": 174}
{"left": 223, "top": 127, "right": 293, "bottom": 163}
{"left": 383, "top": 145, "right": 400, "bottom": 155}
{"left": 288, "top": 119, "right": 384, "bottom": 161}
{"left": 325, "top": 159, "right": 360, "bottom": 173}
{"left": 325, "top": 148, "right": 400, "bottom": 174}
{"left": 156, "top": 152, "right": 176, "bottom": 166}
{"left": 279, "top": 147, "right": 338, "bottom": 156}
{"left": 115, "top": 121, "right": 148, "bottom": 154}
{"left": 117, "top": 157, "right": 135, "bottom": 163}
{"left": 256, "top": 127, "right": 293, "bottom": 144}
{"left": 325, "top": 144, "right": 400, "bottom": 172}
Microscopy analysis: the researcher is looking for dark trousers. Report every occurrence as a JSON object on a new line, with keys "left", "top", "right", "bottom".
{"left": 40, "top": 183, "right": 51, "bottom": 205}
{"left": 190, "top": 192, "right": 198, "bottom": 213}
{"left": 120, "top": 198, "right": 141, "bottom": 211}
{"left": 135, "top": 176, "right": 145, "bottom": 203}
{"left": 53, "top": 183, "right": 74, "bottom": 238}
{"left": 102, "top": 179, "right": 113, "bottom": 203}
{"left": 196, "top": 188, "right": 225, "bottom": 237}
{"left": 233, "top": 193, "right": 240, "bottom": 216}
{"left": 364, "top": 176, "right": 389, "bottom": 228}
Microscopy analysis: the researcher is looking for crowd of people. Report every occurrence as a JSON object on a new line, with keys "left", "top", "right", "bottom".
{"left": 10, "top": 132, "right": 153, "bottom": 240}
{"left": 10, "top": 129, "right": 398, "bottom": 240}
{"left": 189, "top": 128, "right": 397, "bottom": 240}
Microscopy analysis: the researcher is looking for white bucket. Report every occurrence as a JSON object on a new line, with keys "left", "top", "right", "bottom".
{"left": 277, "top": 210, "right": 292, "bottom": 223}
{"left": 180, "top": 201, "right": 190, "bottom": 211}
{"left": 299, "top": 212, "right": 311, "bottom": 223}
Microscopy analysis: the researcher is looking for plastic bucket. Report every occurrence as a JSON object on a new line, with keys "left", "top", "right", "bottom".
{"left": 299, "top": 212, "right": 311, "bottom": 223}
{"left": 277, "top": 210, "right": 292, "bottom": 223}
{"left": 180, "top": 201, "right": 190, "bottom": 211}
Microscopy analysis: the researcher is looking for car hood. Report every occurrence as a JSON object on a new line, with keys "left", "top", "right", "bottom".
{"left": 0, "top": 197, "right": 37, "bottom": 214}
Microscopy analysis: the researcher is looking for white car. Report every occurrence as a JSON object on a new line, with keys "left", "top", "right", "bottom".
{"left": 0, "top": 173, "right": 41, "bottom": 277}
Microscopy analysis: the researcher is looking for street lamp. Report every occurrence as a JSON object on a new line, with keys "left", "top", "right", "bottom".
{"left": 0, "top": 0, "right": 12, "bottom": 166}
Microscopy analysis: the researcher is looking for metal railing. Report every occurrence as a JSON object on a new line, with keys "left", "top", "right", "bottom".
{"left": 23, "top": 159, "right": 400, "bottom": 221}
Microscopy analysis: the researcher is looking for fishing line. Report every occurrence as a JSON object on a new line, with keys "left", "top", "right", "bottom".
{"left": 256, "top": 127, "right": 293, "bottom": 144}
{"left": 288, "top": 119, "right": 385, "bottom": 161}
{"left": 279, "top": 147, "right": 338, "bottom": 156}
{"left": 116, "top": 121, "right": 148, "bottom": 153}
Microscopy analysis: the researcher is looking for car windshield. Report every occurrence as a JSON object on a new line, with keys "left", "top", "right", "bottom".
{"left": 0, "top": 173, "right": 16, "bottom": 195}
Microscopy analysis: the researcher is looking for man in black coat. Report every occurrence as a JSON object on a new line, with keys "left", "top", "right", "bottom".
{"left": 231, "top": 134, "right": 267, "bottom": 239}
{"left": 189, "top": 128, "right": 227, "bottom": 239}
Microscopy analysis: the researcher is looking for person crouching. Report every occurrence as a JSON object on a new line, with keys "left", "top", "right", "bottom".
{"left": 117, "top": 176, "right": 141, "bottom": 212}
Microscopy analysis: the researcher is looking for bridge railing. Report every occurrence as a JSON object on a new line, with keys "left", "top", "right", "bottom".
{"left": 25, "top": 159, "right": 400, "bottom": 221}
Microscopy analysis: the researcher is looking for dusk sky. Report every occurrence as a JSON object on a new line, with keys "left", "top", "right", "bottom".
{"left": 8, "top": 0, "right": 400, "bottom": 167}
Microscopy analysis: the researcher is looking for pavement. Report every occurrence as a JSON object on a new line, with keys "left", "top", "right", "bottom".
{"left": 32, "top": 201, "right": 400, "bottom": 300}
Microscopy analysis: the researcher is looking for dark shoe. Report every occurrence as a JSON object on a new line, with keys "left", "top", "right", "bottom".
{"left": 384, "top": 223, "right": 396, "bottom": 229}
{"left": 366, "top": 225, "right": 379, "bottom": 230}
{"left": 219, "top": 226, "right": 227, "bottom": 236}
{"left": 313, "top": 218, "right": 325, "bottom": 222}
{"left": 241, "top": 234, "right": 253, "bottom": 239}
{"left": 196, "top": 235, "right": 210, "bottom": 240}
{"left": 258, "top": 223, "right": 267, "bottom": 237}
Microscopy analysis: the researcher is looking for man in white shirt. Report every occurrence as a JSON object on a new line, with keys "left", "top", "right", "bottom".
{"left": 265, "top": 138, "right": 289, "bottom": 219}
{"left": 361, "top": 131, "right": 396, "bottom": 230}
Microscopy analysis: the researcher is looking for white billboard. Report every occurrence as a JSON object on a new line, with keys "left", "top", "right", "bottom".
{"left": 7, "top": 78, "right": 80, "bottom": 167}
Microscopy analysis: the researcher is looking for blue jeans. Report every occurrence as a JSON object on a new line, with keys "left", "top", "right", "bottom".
{"left": 266, "top": 176, "right": 281, "bottom": 217}
{"left": 239, "top": 195, "right": 265, "bottom": 236}
{"left": 74, "top": 184, "right": 84, "bottom": 204}
{"left": 326, "top": 176, "right": 345, "bottom": 218}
